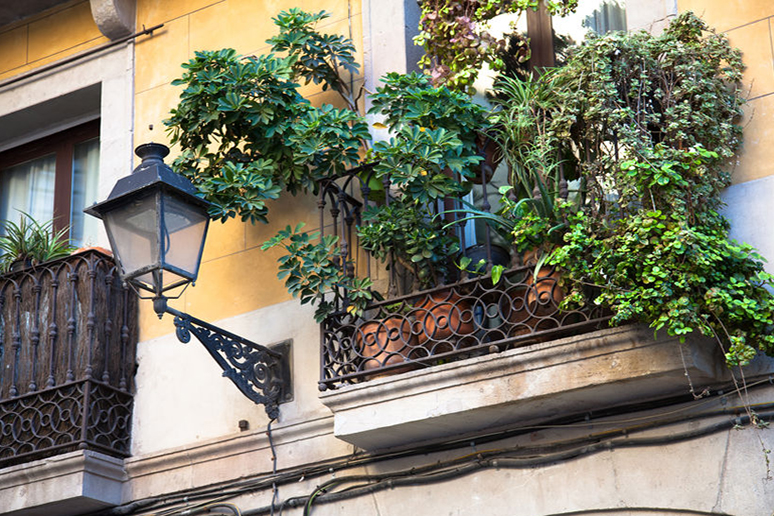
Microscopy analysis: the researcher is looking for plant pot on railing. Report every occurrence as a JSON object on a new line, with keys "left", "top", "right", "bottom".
{"left": 522, "top": 248, "right": 564, "bottom": 312}
{"left": 471, "top": 133, "right": 502, "bottom": 185}
{"left": 355, "top": 315, "right": 419, "bottom": 377}
{"left": 463, "top": 243, "right": 512, "bottom": 272}
{"left": 9, "top": 258, "right": 32, "bottom": 273}
{"left": 412, "top": 290, "right": 476, "bottom": 350}
{"left": 505, "top": 251, "right": 566, "bottom": 338}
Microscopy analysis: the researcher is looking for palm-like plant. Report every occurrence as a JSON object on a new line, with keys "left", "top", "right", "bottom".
{"left": 0, "top": 213, "right": 74, "bottom": 273}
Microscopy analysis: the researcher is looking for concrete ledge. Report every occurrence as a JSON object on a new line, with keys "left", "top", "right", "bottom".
{"left": 123, "top": 415, "right": 344, "bottom": 502}
{"left": 320, "top": 325, "right": 735, "bottom": 450}
{"left": 89, "top": 0, "right": 135, "bottom": 40}
{"left": 0, "top": 450, "right": 126, "bottom": 516}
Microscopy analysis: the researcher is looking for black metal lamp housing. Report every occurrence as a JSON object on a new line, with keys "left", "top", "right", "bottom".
{"left": 85, "top": 142, "right": 210, "bottom": 298}
{"left": 85, "top": 143, "right": 290, "bottom": 419}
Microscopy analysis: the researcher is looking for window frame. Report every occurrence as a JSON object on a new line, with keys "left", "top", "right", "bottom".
{"left": 0, "top": 119, "right": 100, "bottom": 235}
{"left": 526, "top": 2, "right": 556, "bottom": 70}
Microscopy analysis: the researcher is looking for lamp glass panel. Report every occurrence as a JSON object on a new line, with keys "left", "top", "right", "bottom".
{"left": 161, "top": 193, "right": 208, "bottom": 280}
{"left": 133, "top": 268, "right": 189, "bottom": 293}
{"left": 102, "top": 191, "right": 159, "bottom": 278}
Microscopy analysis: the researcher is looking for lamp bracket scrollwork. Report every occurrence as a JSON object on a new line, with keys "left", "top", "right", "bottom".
{"left": 160, "top": 302, "right": 291, "bottom": 419}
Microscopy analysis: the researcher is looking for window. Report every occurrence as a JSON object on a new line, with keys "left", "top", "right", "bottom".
{"left": 0, "top": 120, "right": 100, "bottom": 247}
{"left": 532, "top": 0, "right": 627, "bottom": 69}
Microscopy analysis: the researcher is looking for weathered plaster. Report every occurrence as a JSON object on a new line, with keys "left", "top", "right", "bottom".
{"left": 320, "top": 325, "right": 738, "bottom": 450}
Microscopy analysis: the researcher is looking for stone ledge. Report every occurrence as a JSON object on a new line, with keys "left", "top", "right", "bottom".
{"left": 123, "top": 414, "right": 344, "bottom": 502}
{"left": 0, "top": 450, "right": 125, "bottom": 516}
{"left": 319, "top": 325, "right": 738, "bottom": 450}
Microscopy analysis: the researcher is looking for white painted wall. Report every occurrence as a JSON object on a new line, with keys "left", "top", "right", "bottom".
{"left": 130, "top": 299, "right": 325, "bottom": 455}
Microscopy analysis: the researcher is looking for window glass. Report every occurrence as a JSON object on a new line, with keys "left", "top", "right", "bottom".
{"left": 0, "top": 154, "right": 56, "bottom": 234}
{"left": 0, "top": 121, "right": 99, "bottom": 248}
{"left": 553, "top": 0, "right": 627, "bottom": 46}
{"left": 70, "top": 137, "right": 100, "bottom": 246}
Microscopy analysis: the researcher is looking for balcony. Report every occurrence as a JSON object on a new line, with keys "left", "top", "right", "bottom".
{"left": 314, "top": 169, "right": 744, "bottom": 451}
{"left": 0, "top": 248, "right": 138, "bottom": 469}
{"left": 315, "top": 161, "right": 614, "bottom": 389}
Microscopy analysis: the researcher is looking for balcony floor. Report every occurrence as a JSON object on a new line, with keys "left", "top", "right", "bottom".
{"left": 320, "top": 325, "right": 748, "bottom": 450}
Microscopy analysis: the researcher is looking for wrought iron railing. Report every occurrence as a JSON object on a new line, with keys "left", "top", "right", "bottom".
{"left": 317, "top": 163, "right": 610, "bottom": 390}
{"left": 319, "top": 264, "right": 610, "bottom": 389}
{"left": 0, "top": 249, "right": 137, "bottom": 468}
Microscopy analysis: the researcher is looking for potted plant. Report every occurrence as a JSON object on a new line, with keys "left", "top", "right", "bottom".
{"left": 505, "top": 12, "right": 774, "bottom": 368}
{"left": 444, "top": 70, "right": 580, "bottom": 318}
{"left": 361, "top": 74, "right": 494, "bottom": 345}
{"left": 167, "top": 10, "right": 538, "bottom": 375}
{"left": 0, "top": 213, "right": 74, "bottom": 273}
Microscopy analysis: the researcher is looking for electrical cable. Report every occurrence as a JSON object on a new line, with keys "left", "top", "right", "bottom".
{"left": 242, "top": 409, "right": 774, "bottom": 516}
{"left": 102, "top": 396, "right": 774, "bottom": 516}
{"left": 267, "top": 418, "right": 279, "bottom": 516}
{"left": 93, "top": 379, "right": 774, "bottom": 516}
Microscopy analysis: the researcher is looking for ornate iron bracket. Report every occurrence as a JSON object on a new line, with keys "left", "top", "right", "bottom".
{"left": 155, "top": 299, "right": 291, "bottom": 419}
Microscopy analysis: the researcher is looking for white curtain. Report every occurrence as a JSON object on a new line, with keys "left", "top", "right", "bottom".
{"left": 0, "top": 154, "right": 56, "bottom": 234}
{"left": 70, "top": 138, "right": 100, "bottom": 246}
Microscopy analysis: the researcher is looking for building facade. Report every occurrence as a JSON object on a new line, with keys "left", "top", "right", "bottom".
{"left": 1, "top": 1, "right": 774, "bottom": 515}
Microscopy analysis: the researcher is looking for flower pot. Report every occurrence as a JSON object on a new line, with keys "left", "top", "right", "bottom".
{"left": 505, "top": 249, "right": 564, "bottom": 337}
{"left": 9, "top": 258, "right": 32, "bottom": 272}
{"left": 525, "top": 266, "right": 563, "bottom": 312}
{"left": 471, "top": 133, "right": 502, "bottom": 185}
{"left": 413, "top": 290, "right": 476, "bottom": 347}
{"left": 463, "top": 244, "right": 511, "bottom": 272}
{"left": 355, "top": 315, "right": 418, "bottom": 376}
{"left": 522, "top": 248, "right": 563, "bottom": 313}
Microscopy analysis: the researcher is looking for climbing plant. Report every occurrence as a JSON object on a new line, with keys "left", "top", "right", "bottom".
{"left": 539, "top": 12, "right": 774, "bottom": 367}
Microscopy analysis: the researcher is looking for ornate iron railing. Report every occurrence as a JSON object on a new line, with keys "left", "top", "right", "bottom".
{"left": 317, "top": 163, "right": 610, "bottom": 390}
{"left": 0, "top": 249, "right": 137, "bottom": 468}
{"left": 319, "top": 264, "right": 610, "bottom": 389}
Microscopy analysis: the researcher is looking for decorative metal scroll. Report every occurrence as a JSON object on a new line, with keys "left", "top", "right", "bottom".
{"left": 0, "top": 249, "right": 138, "bottom": 468}
{"left": 171, "top": 311, "right": 290, "bottom": 419}
{"left": 320, "top": 265, "right": 611, "bottom": 390}
{"left": 0, "top": 380, "right": 133, "bottom": 466}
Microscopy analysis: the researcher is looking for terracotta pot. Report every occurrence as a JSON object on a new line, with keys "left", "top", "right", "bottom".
{"left": 471, "top": 133, "right": 502, "bottom": 185}
{"left": 524, "top": 266, "right": 563, "bottom": 312}
{"left": 413, "top": 290, "right": 476, "bottom": 346}
{"left": 355, "top": 316, "right": 418, "bottom": 376}
{"left": 501, "top": 248, "right": 565, "bottom": 340}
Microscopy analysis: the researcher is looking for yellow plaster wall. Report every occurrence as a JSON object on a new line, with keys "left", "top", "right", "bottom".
{"left": 134, "top": 0, "right": 363, "bottom": 340}
{"left": 679, "top": 0, "right": 774, "bottom": 184}
{"left": 0, "top": 1, "right": 108, "bottom": 82}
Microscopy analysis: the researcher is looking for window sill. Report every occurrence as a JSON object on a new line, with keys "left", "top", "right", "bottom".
{"left": 320, "top": 325, "right": 738, "bottom": 450}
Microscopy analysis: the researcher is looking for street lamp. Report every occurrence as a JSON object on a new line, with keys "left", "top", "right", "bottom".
{"left": 85, "top": 143, "right": 290, "bottom": 419}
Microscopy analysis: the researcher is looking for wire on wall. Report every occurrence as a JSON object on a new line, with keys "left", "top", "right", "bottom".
{"left": 95, "top": 379, "right": 774, "bottom": 516}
